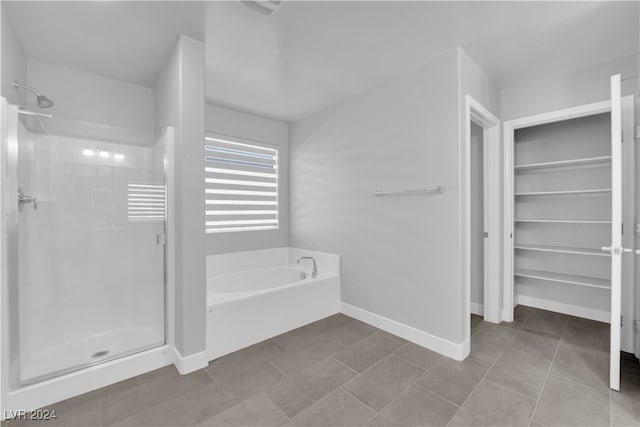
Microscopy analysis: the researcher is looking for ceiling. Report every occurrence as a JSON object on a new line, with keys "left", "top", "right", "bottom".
{"left": 4, "top": 1, "right": 639, "bottom": 122}
{"left": 205, "top": 1, "right": 639, "bottom": 121}
{"left": 3, "top": 1, "right": 204, "bottom": 87}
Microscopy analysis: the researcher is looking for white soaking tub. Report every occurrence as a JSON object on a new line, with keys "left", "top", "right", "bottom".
{"left": 206, "top": 247, "right": 341, "bottom": 360}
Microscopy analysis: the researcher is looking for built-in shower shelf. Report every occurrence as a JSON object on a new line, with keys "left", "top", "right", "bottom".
{"left": 514, "top": 244, "right": 609, "bottom": 257}
{"left": 514, "top": 269, "right": 610, "bottom": 290}
{"left": 514, "top": 155, "right": 612, "bottom": 171}
{"left": 514, "top": 189, "right": 612, "bottom": 197}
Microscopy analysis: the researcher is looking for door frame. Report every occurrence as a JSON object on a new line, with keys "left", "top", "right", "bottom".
{"left": 464, "top": 95, "right": 501, "bottom": 351}
{"left": 502, "top": 100, "right": 612, "bottom": 322}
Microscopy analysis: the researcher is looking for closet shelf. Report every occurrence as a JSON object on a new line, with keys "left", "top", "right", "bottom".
{"left": 514, "top": 189, "right": 612, "bottom": 197}
{"left": 515, "top": 219, "right": 612, "bottom": 224}
{"left": 514, "top": 155, "right": 612, "bottom": 171}
{"left": 514, "top": 244, "right": 609, "bottom": 257}
{"left": 514, "top": 269, "right": 610, "bottom": 289}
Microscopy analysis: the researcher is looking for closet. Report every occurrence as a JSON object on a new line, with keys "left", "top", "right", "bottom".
{"left": 505, "top": 74, "right": 636, "bottom": 390}
{"left": 512, "top": 113, "right": 613, "bottom": 321}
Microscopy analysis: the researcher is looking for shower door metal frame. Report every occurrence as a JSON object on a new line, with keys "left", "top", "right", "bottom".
{"left": 0, "top": 99, "right": 174, "bottom": 416}
{"left": 2, "top": 101, "right": 23, "bottom": 393}
{"left": 1, "top": 99, "right": 172, "bottom": 388}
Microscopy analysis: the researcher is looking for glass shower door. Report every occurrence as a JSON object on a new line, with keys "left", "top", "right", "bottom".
{"left": 7, "top": 111, "right": 167, "bottom": 386}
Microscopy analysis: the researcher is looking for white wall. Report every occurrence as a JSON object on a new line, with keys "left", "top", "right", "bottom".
{"left": 458, "top": 50, "right": 501, "bottom": 116}
{"left": 291, "top": 49, "right": 465, "bottom": 345}
{"left": 1, "top": 5, "right": 27, "bottom": 106}
{"left": 26, "top": 58, "right": 155, "bottom": 145}
{"left": 155, "top": 36, "right": 206, "bottom": 358}
{"left": 204, "top": 103, "right": 289, "bottom": 255}
{"left": 501, "top": 54, "right": 638, "bottom": 121}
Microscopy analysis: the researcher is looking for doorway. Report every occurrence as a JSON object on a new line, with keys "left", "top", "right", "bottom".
{"left": 501, "top": 76, "right": 636, "bottom": 390}
{"left": 470, "top": 121, "right": 486, "bottom": 327}
{"left": 464, "top": 95, "right": 501, "bottom": 355}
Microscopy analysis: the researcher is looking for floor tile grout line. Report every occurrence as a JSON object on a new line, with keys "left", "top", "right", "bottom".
{"left": 336, "top": 347, "right": 444, "bottom": 424}
{"left": 270, "top": 325, "right": 348, "bottom": 358}
{"left": 329, "top": 355, "right": 362, "bottom": 376}
{"left": 266, "top": 359, "right": 291, "bottom": 380}
{"left": 505, "top": 344, "right": 552, "bottom": 364}
{"left": 359, "top": 361, "right": 427, "bottom": 426}
{"left": 272, "top": 351, "right": 385, "bottom": 422}
{"left": 336, "top": 352, "right": 431, "bottom": 424}
{"left": 286, "top": 377, "right": 365, "bottom": 423}
{"left": 558, "top": 337, "right": 611, "bottom": 356}
{"left": 482, "top": 377, "right": 538, "bottom": 403}
{"left": 331, "top": 332, "right": 406, "bottom": 371}
{"left": 412, "top": 382, "right": 462, "bottom": 410}
{"left": 324, "top": 324, "right": 380, "bottom": 349}
{"left": 101, "top": 377, "right": 192, "bottom": 427}
{"left": 339, "top": 386, "right": 380, "bottom": 416}
{"left": 361, "top": 345, "right": 481, "bottom": 425}
{"left": 272, "top": 349, "right": 408, "bottom": 422}
{"left": 389, "top": 350, "right": 443, "bottom": 374}
{"left": 344, "top": 352, "right": 407, "bottom": 381}
{"left": 526, "top": 316, "right": 568, "bottom": 427}
{"left": 545, "top": 371, "right": 611, "bottom": 397}
{"left": 203, "top": 364, "right": 216, "bottom": 383}
{"left": 445, "top": 315, "right": 526, "bottom": 426}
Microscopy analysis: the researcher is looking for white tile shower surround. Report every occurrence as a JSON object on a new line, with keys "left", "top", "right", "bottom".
{"left": 2, "top": 308, "right": 639, "bottom": 427}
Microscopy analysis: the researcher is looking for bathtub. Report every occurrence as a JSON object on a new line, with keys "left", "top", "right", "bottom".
{"left": 206, "top": 247, "right": 341, "bottom": 360}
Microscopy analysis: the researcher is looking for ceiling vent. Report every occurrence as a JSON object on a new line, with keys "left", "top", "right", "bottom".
{"left": 240, "top": 1, "right": 284, "bottom": 17}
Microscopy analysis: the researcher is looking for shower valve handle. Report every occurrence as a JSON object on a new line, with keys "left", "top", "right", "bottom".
{"left": 17, "top": 188, "right": 38, "bottom": 210}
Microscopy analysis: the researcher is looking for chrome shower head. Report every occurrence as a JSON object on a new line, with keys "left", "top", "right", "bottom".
{"left": 36, "top": 95, "right": 55, "bottom": 109}
{"left": 240, "top": 1, "right": 283, "bottom": 17}
{"left": 14, "top": 81, "right": 55, "bottom": 109}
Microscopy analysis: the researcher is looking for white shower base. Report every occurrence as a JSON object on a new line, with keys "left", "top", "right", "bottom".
{"left": 20, "top": 326, "right": 164, "bottom": 384}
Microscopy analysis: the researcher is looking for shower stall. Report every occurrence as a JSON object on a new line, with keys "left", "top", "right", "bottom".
{"left": 1, "top": 93, "right": 170, "bottom": 407}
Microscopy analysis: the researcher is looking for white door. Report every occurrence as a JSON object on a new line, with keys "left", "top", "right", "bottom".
{"left": 604, "top": 74, "right": 623, "bottom": 390}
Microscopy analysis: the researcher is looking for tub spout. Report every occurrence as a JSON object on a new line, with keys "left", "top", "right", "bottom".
{"left": 297, "top": 256, "right": 317, "bottom": 278}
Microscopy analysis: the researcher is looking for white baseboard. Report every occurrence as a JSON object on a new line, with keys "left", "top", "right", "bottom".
{"left": 172, "top": 348, "right": 208, "bottom": 374}
{"left": 341, "top": 303, "right": 467, "bottom": 361}
{"left": 516, "top": 295, "right": 610, "bottom": 323}
{"left": 470, "top": 303, "right": 484, "bottom": 316}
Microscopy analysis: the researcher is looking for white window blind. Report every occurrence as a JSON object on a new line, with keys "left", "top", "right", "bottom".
{"left": 205, "top": 134, "right": 279, "bottom": 233}
{"left": 128, "top": 183, "right": 166, "bottom": 221}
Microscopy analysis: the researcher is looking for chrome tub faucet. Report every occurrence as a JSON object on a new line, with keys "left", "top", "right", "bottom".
{"left": 297, "top": 256, "right": 317, "bottom": 278}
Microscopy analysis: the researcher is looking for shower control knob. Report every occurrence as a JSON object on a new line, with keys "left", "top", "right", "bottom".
{"left": 17, "top": 188, "right": 38, "bottom": 211}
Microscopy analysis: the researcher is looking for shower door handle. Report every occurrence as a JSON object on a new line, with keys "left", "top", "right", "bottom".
{"left": 17, "top": 188, "right": 38, "bottom": 210}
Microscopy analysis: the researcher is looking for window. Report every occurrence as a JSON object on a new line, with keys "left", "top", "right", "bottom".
{"left": 127, "top": 183, "right": 166, "bottom": 222}
{"left": 204, "top": 133, "right": 279, "bottom": 233}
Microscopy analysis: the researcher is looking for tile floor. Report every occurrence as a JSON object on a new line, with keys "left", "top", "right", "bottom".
{"left": 3, "top": 306, "right": 640, "bottom": 426}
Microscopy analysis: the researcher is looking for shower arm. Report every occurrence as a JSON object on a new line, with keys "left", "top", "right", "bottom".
{"left": 14, "top": 81, "right": 55, "bottom": 108}
{"left": 14, "top": 81, "right": 42, "bottom": 97}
